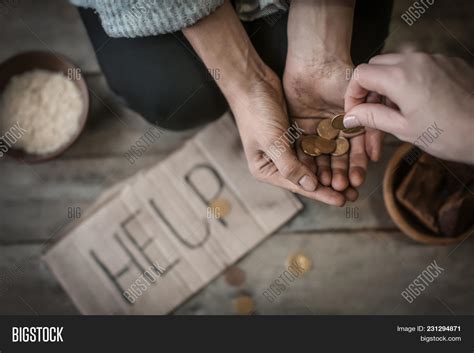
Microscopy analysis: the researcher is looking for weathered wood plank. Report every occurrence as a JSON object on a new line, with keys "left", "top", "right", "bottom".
{"left": 0, "top": 155, "right": 163, "bottom": 200}
{"left": 176, "top": 231, "right": 474, "bottom": 315}
{"left": 0, "top": 244, "right": 77, "bottom": 314}
{"left": 3, "top": 230, "right": 474, "bottom": 315}
{"left": 0, "top": 155, "right": 164, "bottom": 243}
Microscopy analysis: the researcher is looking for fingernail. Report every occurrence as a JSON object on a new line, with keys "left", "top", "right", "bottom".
{"left": 349, "top": 168, "right": 365, "bottom": 187}
{"left": 343, "top": 115, "right": 359, "bottom": 128}
{"left": 299, "top": 175, "right": 317, "bottom": 191}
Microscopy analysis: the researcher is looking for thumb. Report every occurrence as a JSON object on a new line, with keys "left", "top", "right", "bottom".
{"left": 343, "top": 103, "right": 405, "bottom": 136}
{"left": 268, "top": 143, "right": 318, "bottom": 192}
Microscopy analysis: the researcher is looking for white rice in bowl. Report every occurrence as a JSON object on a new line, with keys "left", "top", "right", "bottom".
{"left": 0, "top": 69, "right": 84, "bottom": 155}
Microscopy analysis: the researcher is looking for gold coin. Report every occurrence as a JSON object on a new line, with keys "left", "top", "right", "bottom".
{"left": 331, "top": 137, "right": 350, "bottom": 156}
{"left": 330, "top": 113, "right": 346, "bottom": 130}
{"left": 208, "top": 198, "right": 231, "bottom": 218}
{"left": 286, "top": 253, "right": 312, "bottom": 275}
{"left": 312, "top": 135, "right": 337, "bottom": 154}
{"left": 301, "top": 135, "right": 336, "bottom": 155}
{"left": 316, "top": 118, "right": 339, "bottom": 140}
{"left": 300, "top": 136, "right": 322, "bottom": 156}
{"left": 224, "top": 266, "right": 246, "bottom": 287}
{"left": 342, "top": 126, "right": 365, "bottom": 135}
{"left": 233, "top": 295, "right": 254, "bottom": 315}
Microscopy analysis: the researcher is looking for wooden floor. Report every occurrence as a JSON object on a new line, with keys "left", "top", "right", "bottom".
{"left": 0, "top": 0, "right": 473, "bottom": 315}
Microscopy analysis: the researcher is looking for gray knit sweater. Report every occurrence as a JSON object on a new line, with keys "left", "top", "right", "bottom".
{"left": 71, "top": 0, "right": 288, "bottom": 38}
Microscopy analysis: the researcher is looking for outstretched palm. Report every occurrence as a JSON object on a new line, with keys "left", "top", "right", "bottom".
{"left": 283, "top": 60, "right": 383, "bottom": 194}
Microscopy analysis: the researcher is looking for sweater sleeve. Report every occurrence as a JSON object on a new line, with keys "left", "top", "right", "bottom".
{"left": 235, "top": 0, "right": 289, "bottom": 21}
{"left": 71, "top": 0, "right": 225, "bottom": 38}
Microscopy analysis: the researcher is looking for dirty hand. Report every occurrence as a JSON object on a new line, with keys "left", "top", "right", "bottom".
{"left": 184, "top": 0, "right": 347, "bottom": 205}
{"left": 283, "top": 0, "right": 383, "bottom": 198}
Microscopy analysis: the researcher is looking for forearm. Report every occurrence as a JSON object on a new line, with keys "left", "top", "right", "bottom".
{"left": 287, "top": 0, "right": 355, "bottom": 66}
{"left": 182, "top": 0, "right": 269, "bottom": 105}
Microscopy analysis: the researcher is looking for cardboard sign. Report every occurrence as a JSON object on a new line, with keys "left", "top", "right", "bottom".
{"left": 44, "top": 114, "right": 302, "bottom": 314}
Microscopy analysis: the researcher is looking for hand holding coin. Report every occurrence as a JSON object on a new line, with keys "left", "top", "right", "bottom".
{"left": 344, "top": 53, "right": 474, "bottom": 164}
{"left": 283, "top": 60, "right": 383, "bottom": 196}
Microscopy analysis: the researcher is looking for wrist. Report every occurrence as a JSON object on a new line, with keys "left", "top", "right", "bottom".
{"left": 284, "top": 53, "right": 353, "bottom": 97}
{"left": 182, "top": 0, "right": 274, "bottom": 106}
{"left": 287, "top": 52, "right": 353, "bottom": 76}
{"left": 287, "top": 0, "right": 355, "bottom": 69}
{"left": 287, "top": 38, "right": 353, "bottom": 68}
{"left": 220, "top": 61, "right": 279, "bottom": 107}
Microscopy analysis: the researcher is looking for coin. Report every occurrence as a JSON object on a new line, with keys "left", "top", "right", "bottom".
{"left": 317, "top": 118, "right": 339, "bottom": 140}
{"left": 331, "top": 137, "right": 350, "bottom": 156}
{"left": 301, "top": 135, "right": 336, "bottom": 156}
{"left": 330, "top": 113, "right": 346, "bottom": 130}
{"left": 224, "top": 266, "right": 245, "bottom": 287}
{"left": 208, "top": 198, "right": 231, "bottom": 218}
{"left": 233, "top": 295, "right": 254, "bottom": 315}
{"left": 300, "top": 136, "right": 322, "bottom": 156}
{"left": 312, "top": 136, "right": 337, "bottom": 154}
{"left": 286, "top": 253, "right": 312, "bottom": 275}
{"left": 342, "top": 126, "right": 365, "bottom": 135}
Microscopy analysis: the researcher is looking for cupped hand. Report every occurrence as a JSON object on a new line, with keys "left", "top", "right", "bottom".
{"left": 227, "top": 68, "right": 348, "bottom": 206}
{"left": 283, "top": 58, "right": 384, "bottom": 195}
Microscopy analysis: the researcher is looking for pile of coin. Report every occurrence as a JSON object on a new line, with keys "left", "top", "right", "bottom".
{"left": 300, "top": 113, "right": 364, "bottom": 157}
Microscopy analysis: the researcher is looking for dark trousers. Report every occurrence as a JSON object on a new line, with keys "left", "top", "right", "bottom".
{"left": 79, "top": 2, "right": 393, "bottom": 131}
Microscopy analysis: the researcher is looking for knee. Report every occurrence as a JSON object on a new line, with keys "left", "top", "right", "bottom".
{"left": 111, "top": 80, "right": 228, "bottom": 131}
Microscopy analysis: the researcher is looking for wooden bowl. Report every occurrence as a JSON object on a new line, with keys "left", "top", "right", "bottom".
{"left": 383, "top": 143, "right": 473, "bottom": 245}
{"left": 0, "top": 51, "right": 89, "bottom": 163}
